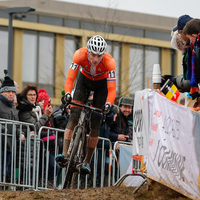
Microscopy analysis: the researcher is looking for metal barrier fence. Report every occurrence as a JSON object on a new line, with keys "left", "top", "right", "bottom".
{"left": 111, "top": 141, "right": 133, "bottom": 185}
{"left": 0, "top": 119, "right": 137, "bottom": 191}
{"left": 37, "top": 126, "right": 113, "bottom": 190}
{"left": 0, "top": 118, "right": 37, "bottom": 191}
{"left": 36, "top": 126, "right": 65, "bottom": 190}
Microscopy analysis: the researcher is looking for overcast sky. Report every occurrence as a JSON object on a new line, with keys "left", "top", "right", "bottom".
{"left": 55, "top": 0, "right": 200, "bottom": 19}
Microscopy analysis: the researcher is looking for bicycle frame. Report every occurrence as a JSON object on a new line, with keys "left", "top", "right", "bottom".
{"left": 62, "top": 101, "right": 103, "bottom": 189}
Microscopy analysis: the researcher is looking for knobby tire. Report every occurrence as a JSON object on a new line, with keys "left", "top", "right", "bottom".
{"left": 62, "top": 127, "right": 84, "bottom": 189}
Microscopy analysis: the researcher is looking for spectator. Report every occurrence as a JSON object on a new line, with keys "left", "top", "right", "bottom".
{"left": 163, "top": 15, "right": 193, "bottom": 93}
{"left": 51, "top": 89, "right": 70, "bottom": 154}
{"left": 36, "top": 88, "right": 60, "bottom": 185}
{"left": 16, "top": 85, "right": 60, "bottom": 186}
{"left": 94, "top": 104, "right": 119, "bottom": 187}
{"left": 0, "top": 71, "right": 25, "bottom": 182}
{"left": 16, "top": 85, "right": 52, "bottom": 133}
{"left": 14, "top": 81, "right": 19, "bottom": 93}
{"left": 173, "top": 15, "right": 193, "bottom": 44}
{"left": 182, "top": 18, "right": 200, "bottom": 100}
{"left": 109, "top": 96, "right": 134, "bottom": 151}
{"left": 113, "top": 96, "right": 122, "bottom": 106}
{"left": 14, "top": 81, "right": 19, "bottom": 107}
{"left": 182, "top": 18, "right": 200, "bottom": 43}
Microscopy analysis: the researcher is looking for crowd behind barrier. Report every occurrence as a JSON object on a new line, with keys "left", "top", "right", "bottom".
{"left": 0, "top": 118, "right": 37, "bottom": 190}
{"left": 0, "top": 118, "right": 137, "bottom": 191}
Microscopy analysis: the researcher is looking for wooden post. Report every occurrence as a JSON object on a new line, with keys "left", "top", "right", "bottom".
{"left": 147, "top": 77, "right": 149, "bottom": 88}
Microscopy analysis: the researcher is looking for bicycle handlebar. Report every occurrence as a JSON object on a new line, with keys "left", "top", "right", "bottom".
{"left": 69, "top": 101, "right": 102, "bottom": 113}
{"left": 63, "top": 100, "right": 108, "bottom": 122}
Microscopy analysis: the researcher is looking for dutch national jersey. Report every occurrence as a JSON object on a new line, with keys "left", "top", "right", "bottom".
{"left": 64, "top": 47, "right": 116, "bottom": 105}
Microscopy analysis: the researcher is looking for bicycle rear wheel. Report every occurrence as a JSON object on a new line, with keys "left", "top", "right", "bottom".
{"left": 62, "top": 126, "right": 85, "bottom": 189}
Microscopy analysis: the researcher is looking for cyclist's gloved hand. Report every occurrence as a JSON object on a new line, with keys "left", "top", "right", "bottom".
{"left": 191, "top": 91, "right": 200, "bottom": 100}
{"left": 61, "top": 92, "right": 72, "bottom": 104}
{"left": 102, "top": 103, "right": 111, "bottom": 114}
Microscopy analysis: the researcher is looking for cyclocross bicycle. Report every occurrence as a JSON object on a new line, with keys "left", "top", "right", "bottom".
{"left": 61, "top": 100, "right": 108, "bottom": 189}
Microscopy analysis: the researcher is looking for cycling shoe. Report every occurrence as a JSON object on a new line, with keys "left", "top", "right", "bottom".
{"left": 80, "top": 162, "right": 91, "bottom": 174}
{"left": 55, "top": 154, "right": 70, "bottom": 168}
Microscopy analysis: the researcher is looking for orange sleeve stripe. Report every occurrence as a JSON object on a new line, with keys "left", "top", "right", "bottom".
{"left": 64, "top": 68, "right": 79, "bottom": 93}
{"left": 106, "top": 79, "right": 116, "bottom": 105}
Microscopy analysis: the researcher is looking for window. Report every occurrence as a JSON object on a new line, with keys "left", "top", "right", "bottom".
{"left": 64, "top": 35, "right": 80, "bottom": 86}
{"left": 22, "top": 13, "right": 38, "bottom": 23}
{"left": 40, "top": 15, "right": 63, "bottom": 26}
{"left": 82, "top": 21, "right": 112, "bottom": 33}
{"left": 170, "top": 49, "right": 176, "bottom": 75}
{"left": 0, "top": 28, "right": 8, "bottom": 79}
{"left": 129, "top": 44, "right": 160, "bottom": 96}
{"left": 22, "top": 31, "right": 37, "bottom": 83}
{"left": 22, "top": 31, "right": 55, "bottom": 97}
{"left": 145, "top": 30, "right": 171, "bottom": 41}
{"left": 38, "top": 32, "right": 55, "bottom": 87}
{"left": 0, "top": 9, "right": 8, "bottom": 19}
{"left": 129, "top": 45, "right": 144, "bottom": 95}
{"left": 114, "top": 26, "right": 144, "bottom": 37}
{"left": 144, "top": 46, "right": 160, "bottom": 88}
{"left": 107, "top": 41, "right": 121, "bottom": 94}
{"left": 65, "top": 18, "right": 80, "bottom": 29}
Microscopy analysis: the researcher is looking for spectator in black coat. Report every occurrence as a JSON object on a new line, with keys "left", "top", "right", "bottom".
{"left": 0, "top": 71, "right": 25, "bottom": 181}
{"left": 109, "top": 96, "right": 134, "bottom": 150}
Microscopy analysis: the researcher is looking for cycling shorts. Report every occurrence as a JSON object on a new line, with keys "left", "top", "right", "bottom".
{"left": 66, "top": 73, "right": 108, "bottom": 131}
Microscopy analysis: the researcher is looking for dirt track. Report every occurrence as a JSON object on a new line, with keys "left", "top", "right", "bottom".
{"left": 0, "top": 180, "right": 191, "bottom": 200}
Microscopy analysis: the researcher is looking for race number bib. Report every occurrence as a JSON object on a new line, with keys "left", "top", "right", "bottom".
{"left": 108, "top": 70, "right": 116, "bottom": 78}
{"left": 70, "top": 62, "right": 79, "bottom": 71}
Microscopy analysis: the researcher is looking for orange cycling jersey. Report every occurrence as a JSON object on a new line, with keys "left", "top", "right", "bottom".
{"left": 65, "top": 47, "right": 116, "bottom": 105}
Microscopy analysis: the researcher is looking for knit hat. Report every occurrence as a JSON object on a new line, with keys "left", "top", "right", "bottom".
{"left": 118, "top": 96, "right": 134, "bottom": 107}
{"left": 0, "top": 71, "right": 16, "bottom": 93}
{"left": 37, "top": 88, "right": 49, "bottom": 102}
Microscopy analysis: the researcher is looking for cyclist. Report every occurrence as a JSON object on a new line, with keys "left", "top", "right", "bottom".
{"left": 56, "top": 35, "right": 116, "bottom": 174}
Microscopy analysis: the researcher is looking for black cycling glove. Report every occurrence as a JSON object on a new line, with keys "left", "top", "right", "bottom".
{"left": 61, "top": 92, "right": 72, "bottom": 104}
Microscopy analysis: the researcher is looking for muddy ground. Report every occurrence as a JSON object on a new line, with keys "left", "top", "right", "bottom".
{"left": 0, "top": 179, "right": 192, "bottom": 200}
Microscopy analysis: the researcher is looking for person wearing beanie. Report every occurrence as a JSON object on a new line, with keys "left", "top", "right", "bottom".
{"left": 0, "top": 71, "right": 25, "bottom": 181}
{"left": 37, "top": 88, "right": 50, "bottom": 113}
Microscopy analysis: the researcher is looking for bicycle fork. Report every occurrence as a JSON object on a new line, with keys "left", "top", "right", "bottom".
{"left": 67, "top": 125, "right": 86, "bottom": 172}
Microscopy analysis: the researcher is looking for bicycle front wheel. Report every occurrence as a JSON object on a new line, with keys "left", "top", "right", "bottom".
{"left": 62, "top": 126, "right": 85, "bottom": 189}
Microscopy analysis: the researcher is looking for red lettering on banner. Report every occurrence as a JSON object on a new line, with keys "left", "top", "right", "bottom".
{"left": 149, "top": 138, "right": 153, "bottom": 146}
{"left": 154, "top": 109, "right": 162, "bottom": 118}
{"left": 151, "top": 123, "right": 158, "bottom": 131}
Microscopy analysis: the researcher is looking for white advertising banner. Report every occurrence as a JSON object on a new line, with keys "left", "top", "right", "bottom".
{"left": 147, "top": 91, "right": 200, "bottom": 199}
{"left": 132, "top": 89, "right": 150, "bottom": 155}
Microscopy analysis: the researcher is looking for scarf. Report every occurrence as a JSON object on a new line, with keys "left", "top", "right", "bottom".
{"left": 0, "top": 93, "right": 14, "bottom": 108}
{"left": 32, "top": 106, "right": 42, "bottom": 121}
{"left": 187, "top": 36, "right": 200, "bottom": 94}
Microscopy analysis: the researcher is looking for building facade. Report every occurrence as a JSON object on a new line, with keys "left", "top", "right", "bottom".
{"left": 0, "top": 0, "right": 181, "bottom": 106}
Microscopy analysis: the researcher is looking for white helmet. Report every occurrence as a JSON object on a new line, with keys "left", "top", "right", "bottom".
{"left": 87, "top": 35, "right": 107, "bottom": 55}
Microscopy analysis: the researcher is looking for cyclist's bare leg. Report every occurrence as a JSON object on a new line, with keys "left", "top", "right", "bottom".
{"left": 62, "top": 128, "right": 73, "bottom": 157}
{"left": 84, "top": 129, "right": 99, "bottom": 164}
